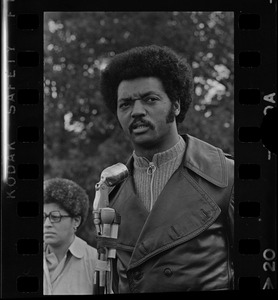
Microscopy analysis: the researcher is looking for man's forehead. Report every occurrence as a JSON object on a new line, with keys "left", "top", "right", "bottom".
{"left": 117, "top": 77, "right": 164, "bottom": 99}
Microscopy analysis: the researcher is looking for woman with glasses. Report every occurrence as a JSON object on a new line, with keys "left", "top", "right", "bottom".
{"left": 43, "top": 178, "right": 97, "bottom": 295}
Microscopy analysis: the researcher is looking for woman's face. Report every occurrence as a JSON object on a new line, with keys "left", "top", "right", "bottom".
{"left": 44, "top": 203, "right": 79, "bottom": 248}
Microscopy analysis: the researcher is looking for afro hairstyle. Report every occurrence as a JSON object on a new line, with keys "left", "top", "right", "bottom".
{"left": 100, "top": 44, "right": 194, "bottom": 123}
{"left": 44, "top": 178, "right": 89, "bottom": 228}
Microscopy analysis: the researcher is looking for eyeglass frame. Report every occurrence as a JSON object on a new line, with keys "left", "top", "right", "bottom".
{"left": 44, "top": 211, "right": 72, "bottom": 223}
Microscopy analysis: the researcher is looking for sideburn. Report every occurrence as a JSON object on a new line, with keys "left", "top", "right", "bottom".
{"left": 166, "top": 103, "right": 177, "bottom": 123}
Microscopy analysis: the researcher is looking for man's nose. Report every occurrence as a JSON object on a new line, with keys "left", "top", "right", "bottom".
{"left": 131, "top": 100, "right": 146, "bottom": 118}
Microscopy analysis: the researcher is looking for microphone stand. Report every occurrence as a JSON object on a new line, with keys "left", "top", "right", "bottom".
{"left": 92, "top": 163, "right": 128, "bottom": 294}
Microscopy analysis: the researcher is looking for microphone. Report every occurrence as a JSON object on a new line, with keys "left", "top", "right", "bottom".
{"left": 93, "top": 163, "right": 129, "bottom": 211}
{"left": 100, "top": 162, "right": 129, "bottom": 187}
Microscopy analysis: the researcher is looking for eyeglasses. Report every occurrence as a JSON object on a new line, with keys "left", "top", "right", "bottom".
{"left": 44, "top": 211, "right": 72, "bottom": 223}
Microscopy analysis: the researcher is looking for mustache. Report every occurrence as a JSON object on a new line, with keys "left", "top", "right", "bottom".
{"left": 129, "top": 117, "right": 155, "bottom": 133}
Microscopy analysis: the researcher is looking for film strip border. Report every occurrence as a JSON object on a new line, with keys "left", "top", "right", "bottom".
{"left": 1, "top": 0, "right": 43, "bottom": 297}
{"left": 235, "top": 5, "right": 277, "bottom": 292}
{"left": 0, "top": 0, "right": 277, "bottom": 297}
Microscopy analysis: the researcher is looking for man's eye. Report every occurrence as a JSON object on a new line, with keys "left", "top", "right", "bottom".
{"left": 145, "top": 97, "right": 158, "bottom": 102}
{"left": 119, "top": 102, "right": 130, "bottom": 109}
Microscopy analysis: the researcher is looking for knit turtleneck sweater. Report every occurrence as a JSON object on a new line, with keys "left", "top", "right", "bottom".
{"left": 132, "top": 135, "right": 186, "bottom": 212}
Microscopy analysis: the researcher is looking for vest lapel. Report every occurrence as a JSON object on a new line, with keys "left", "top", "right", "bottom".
{"left": 110, "top": 175, "right": 149, "bottom": 252}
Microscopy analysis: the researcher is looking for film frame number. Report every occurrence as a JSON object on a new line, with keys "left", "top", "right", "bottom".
{"left": 262, "top": 248, "right": 276, "bottom": 289}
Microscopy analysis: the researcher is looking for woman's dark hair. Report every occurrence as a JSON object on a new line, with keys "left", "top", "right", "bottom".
{"left": 44, "top": 178, "right": 89, "bottom": 228}
{"left": 100, "top": 44, "right": 194, "bottom": 123}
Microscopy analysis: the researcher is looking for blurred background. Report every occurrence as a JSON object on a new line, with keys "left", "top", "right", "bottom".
{"left": 44, "top": 11, "right": 234, "bottom": 245}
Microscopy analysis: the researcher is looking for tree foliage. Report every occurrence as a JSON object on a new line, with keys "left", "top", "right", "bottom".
{"left": 44, "top": 11, "right": 234, "bottom": 245}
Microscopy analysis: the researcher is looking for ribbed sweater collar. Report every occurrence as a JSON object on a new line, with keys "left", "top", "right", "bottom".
{"left": 132, "top": 135, "right": 186, "bottom": 168}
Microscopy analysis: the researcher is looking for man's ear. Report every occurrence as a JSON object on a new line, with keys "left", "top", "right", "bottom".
{"left": 174, "top": 101, "right": 180, "bottom": 116}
